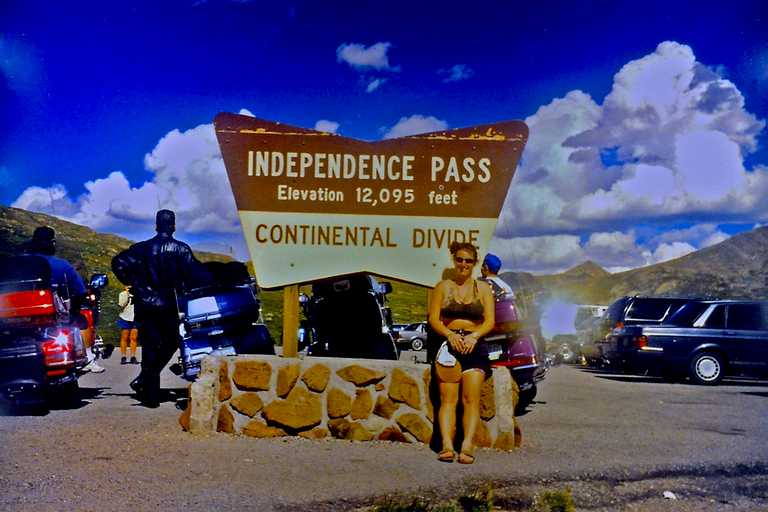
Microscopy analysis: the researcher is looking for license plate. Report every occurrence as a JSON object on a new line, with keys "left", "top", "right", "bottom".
{"left": 488, "top": 343, "right": 502, "bottom": 361}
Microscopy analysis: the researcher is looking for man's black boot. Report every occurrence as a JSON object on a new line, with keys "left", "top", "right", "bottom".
{"left": 129, "top": 376, "right": 144, "bottom": 394}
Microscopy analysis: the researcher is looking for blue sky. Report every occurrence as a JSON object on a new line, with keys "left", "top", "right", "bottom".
{"left": 1, "top": 0, "right": 766, "bottom": 275}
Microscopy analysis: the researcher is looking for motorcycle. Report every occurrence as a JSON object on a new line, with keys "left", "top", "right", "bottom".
{"left": 297, "top": 274, "right": 399, "bottom": 360}
{"left": 0, "top": 255, "right": 108, "bottom": 410}
{"left": 171, "top": 261, "right": 275, "bottom": 381}
{"left": 485, "top": 296, "right": 549, "bottom": 413}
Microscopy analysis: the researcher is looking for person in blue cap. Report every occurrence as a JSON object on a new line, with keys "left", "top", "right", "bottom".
{"left": 480, "top": 253, "right": 514, "bottom": 301}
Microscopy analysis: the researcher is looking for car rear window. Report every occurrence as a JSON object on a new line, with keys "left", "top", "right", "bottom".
{"left": 625, "top": 299, "right": 678, "bottom": 322}
{"left": 603, "top": 297, "right": 630, "bottom": 324}
{"left": 665, "top": 301, "right": 708, "bottom": 326}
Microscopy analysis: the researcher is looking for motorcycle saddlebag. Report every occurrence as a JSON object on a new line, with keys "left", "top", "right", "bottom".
{"left": 0, "top": 256, "right": 59, "bottom": 328}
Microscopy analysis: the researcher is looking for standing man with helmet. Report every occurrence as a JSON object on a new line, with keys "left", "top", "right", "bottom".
{"left": 112, "top": 210, "right": 201, "bottom": 408}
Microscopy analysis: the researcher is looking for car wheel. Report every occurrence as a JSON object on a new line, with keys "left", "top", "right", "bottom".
{"left": 411, "top": 338, "right": 425, "bottom": 351}
{"left": 559, "top": 343, "right": 577, "bottom": 363}
{"left": 689, "top": 352, "right": 724, "bottom": 385}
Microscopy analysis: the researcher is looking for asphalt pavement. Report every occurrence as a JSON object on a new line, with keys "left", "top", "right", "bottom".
{"left": 1, "top": 349, "right": 767, "bottom": 511}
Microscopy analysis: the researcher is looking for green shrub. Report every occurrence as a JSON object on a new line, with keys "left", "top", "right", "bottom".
{"left": 531, "top": 487, "right": 576, "bottom": 512}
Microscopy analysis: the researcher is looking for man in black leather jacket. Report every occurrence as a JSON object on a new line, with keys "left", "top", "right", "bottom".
{"left": 112, "top": 210, "right": 200, "bottom": 408}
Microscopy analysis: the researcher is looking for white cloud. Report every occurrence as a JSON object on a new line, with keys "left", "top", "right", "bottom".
{"left": 314, "top": 120, "right": 340, "bottom": 133}
{"left": 337, "top": 42, "right": 400, "bottom": 93}
{"left": 336, "top": 42, "right": 399, "bottom": 71}
{"left": 12, "top": 114, "right": 251, "bottom": 260}
{"left": 488, "top": 234, "right": 584, "bottom": 274}
{"left": 366, "top": 78, "right": 385, "bottom": 93}
{"left": 642, "top": 241, "right": 696, "bottom": 266}
{"left": 11, "top": 42, "right": 767, "bottom": 276}
{"left": 438, "top": 64, "right": 474, "bottom": 83}
{"left": 381, "top": 115, "right": 448, "bottom": 140}
{"left": 494, "top": 41, "right": 768, "bottom": 274}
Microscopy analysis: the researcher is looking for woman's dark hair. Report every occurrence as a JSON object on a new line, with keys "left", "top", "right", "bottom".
{"left": 449, "top": 241, "right": 478, "bottom": 259}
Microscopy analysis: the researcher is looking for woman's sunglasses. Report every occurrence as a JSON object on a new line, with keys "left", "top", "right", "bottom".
{"left": 454, "top": 257, "right": 477, "bottom": 264}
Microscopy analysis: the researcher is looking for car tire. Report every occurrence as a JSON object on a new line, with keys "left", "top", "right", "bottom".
{"left": 411, "top": 338, "right": 425, "bottom": 351}
{"left": 689, "top": 351, "right": 724, "bottom": 385}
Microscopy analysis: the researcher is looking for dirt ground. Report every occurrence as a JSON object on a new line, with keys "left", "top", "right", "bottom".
{"left": 1, "top": 352, "right": 767, "bottom": 512}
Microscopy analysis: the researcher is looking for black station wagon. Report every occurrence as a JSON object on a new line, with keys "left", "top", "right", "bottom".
{"left": 609, "top": 300, "right": 768, "bottom": 385}
{"left": 593, "top": 295, "right": 702, "bottom": 367}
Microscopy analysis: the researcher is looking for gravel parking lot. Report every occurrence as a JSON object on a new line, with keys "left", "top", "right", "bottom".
{"left": 1, "top": 352, "right": 767, "bottom": 511}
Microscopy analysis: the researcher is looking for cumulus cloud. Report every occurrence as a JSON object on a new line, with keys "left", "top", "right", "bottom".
{"left": 381, "top": 115, "right": 448, "bottom": 140}
{"left": 337, "top": 42, "right": 400, "bottom": 92}
{"left": 314, "top": 120, "right": 340, "bottom": 133}
{"left": 13, "top": 110, "right": 254, "bottom": 260}
{"left": 438, "top": 64, "right": 474, "bottom": 83}
{"left": 336, "top": 42, "right": 399, "bottom": 71}
{"left": 366, "top": 78, "right": 385, "bottom": 93}
{"left": 494, "top": 41, "right": 768, "bottom": 274}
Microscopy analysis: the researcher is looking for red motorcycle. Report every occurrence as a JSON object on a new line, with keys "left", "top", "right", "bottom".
{"left": 0, "top": 255, "right": 107, "bottom": 411}
{"left": 486, "top": 297, "right": 549, "bottom": 413}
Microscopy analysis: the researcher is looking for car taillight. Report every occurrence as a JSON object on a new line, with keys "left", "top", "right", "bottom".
{"left": 634, "top": 335, "right": 647, "bottom": 348}
{"left": 42, "top": 329, "right": 75, "bottom": 370}
{"left": 615, "top": 322, "right": 624, "bottom": 328}
{"left": 492, "top": 355, "right": 535, "bottom": 368}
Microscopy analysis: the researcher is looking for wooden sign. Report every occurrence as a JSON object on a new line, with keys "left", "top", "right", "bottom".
{"left": 215, "top": 112, "right": 528, "bottom": 288}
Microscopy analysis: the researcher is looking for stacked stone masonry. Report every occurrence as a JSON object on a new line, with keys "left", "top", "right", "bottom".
{"left": 180, "top": 355, "right": 521, "bottom": 450}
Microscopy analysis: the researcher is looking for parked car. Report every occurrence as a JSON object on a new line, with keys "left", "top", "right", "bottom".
{"left": 396, "top": 322, "right": 427, "bottom": 351}
{"left": 574, "top": 305, "right": 607, "bottom": 364}
{"left": 609, "top": 300, "right": 768, "bottom": 385}
{"left": 594, "top": 295, "right": 705, "bottom": 368}
{"left": 390, "top": 323, "right": 409, "bottom": 340}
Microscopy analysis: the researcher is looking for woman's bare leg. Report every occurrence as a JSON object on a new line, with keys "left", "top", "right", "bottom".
{"left": 120, "top": 328, "right": 129, "bottom": 356}
{"left": 459, "top": 369, "right": 485, "bottom": 457}
{"left": 129, "top": 328, "right": 139, "bottom": 357}
{"left": 438, "top": 380, "right": 460, "bottom": 452}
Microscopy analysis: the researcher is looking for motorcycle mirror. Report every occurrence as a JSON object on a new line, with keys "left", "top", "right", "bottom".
{"left": 89, "top": 274, "right": 109, "bottom": 289}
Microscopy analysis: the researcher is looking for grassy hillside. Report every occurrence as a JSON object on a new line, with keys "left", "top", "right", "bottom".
{"left": 6, "top": 203, "right": 766, "bottom": 345}
{"left": 501, "top": 227, "right": 768, "bottom": 307}
{"left": 0, "top": 205, "right": 235, "bottom": 345}
{"left": 0, "top": 205, "right": 430, "bottom": 345}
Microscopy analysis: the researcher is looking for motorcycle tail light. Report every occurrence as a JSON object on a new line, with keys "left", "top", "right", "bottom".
{"left": 42, "top": 330, "right": 75, "bottom": 369}
{"left": 493, "top": 355, "right": 534, "bottom": 367}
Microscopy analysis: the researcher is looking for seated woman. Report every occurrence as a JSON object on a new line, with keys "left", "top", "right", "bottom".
{"left": 428, "top": 241, "right": 495, "bottom": 464}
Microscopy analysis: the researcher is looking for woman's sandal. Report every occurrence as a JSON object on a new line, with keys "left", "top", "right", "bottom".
{"left": 438, "top": 449, "right": 457, "bottom": 462}
{"left": 458, "top": 450, "right": 475, "bottom": 464}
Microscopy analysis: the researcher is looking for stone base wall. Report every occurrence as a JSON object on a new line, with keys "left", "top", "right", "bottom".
{"left": 180, "top": 355, "right": 521, "bottom": 450}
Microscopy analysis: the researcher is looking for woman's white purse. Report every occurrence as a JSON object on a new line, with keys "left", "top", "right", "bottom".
{"left": 436, "top": 342, "right": 457, "bottom": 367}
